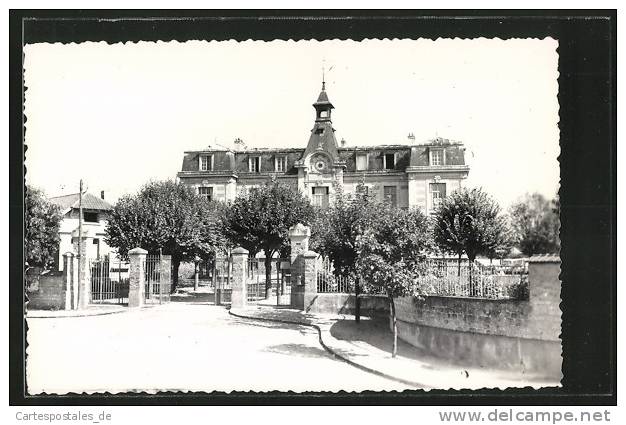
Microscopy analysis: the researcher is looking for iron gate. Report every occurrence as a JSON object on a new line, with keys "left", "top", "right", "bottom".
{"left": 144, "top": 254, "right": 172, "bottom": 304}
{"left": 90, "top": 258, "right": 129, "bottom": 305}
{"left": 246, "top": 257, "right": 291, "bottom": 305}
{"left": 213, "top": 257, "right": 232, "bottom": 305}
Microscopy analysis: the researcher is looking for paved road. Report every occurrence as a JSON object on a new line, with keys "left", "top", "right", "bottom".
{"left": 26, "top": 303, "right": 407, "bottom": 394}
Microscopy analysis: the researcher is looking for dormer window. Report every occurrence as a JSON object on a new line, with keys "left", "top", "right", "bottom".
{"left": 430, "top": 149, "right": 444, "bottom": 166}
{"left": 249, "top": 156, "right": 260, "bottom": 173}
{"left": 275, "top": 156, "right": 287, "bottom": 172}
{"left": 199, "top": 154, "right": 214, "bottom": 171}
{"left": 383, "top": 153, "right": 396, "bottom": 170}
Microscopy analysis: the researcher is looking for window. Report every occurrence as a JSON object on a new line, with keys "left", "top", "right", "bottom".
{"left": 198, "top": 187, "right": 213, "bottom": 201}
{"left": 384, "top": 153, "right": 395, "bottom": 170}
{"left": 383, "top": 186, "right": 397, "bottom": 207}
{"left": 430, "top": 150, "right": 443, "bottom": 166}
{"left": 430, "top": 183, "right": 446, "bottom": 210}
{"left": 275, "top": 156, "right": 286, "bottom": 172}
{"left": 83, "top": 212, "right": 98, "bottom": 223}
{"left": 315, "top": 128, "right": 325, "bottom": 135}
{"left": 200, "top": 155, "right": 213, "bottom": 171}
{"left": 356, "top": 153, "right": 368, "bottom": 171}
{"left": 249, "top": 156, "right": 260, "bottom": 173}
{"left": 320, "top": 110, "right": 329, "bottom": 118}
{"left": 312, "top": 187, "right": 329, "bottom": 209}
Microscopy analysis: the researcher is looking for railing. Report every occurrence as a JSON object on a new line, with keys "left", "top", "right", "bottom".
{"left": 417, "top": 259, "right": 528, "bottom": 300}
{"left": 90, "top": 259, "right": 129, "bottom": 305}
{"left": 246, "top": 257, "right": 291, "bottom": 303}
{"left": 316, "top": 257, "right": 355, "bottom": 293}
{"left": 144, "top": 255, "right": 171, "bottom": 304}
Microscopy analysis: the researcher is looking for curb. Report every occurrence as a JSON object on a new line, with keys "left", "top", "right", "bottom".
{"left": 228, "top": 309, "right": 426, "bottom": 389}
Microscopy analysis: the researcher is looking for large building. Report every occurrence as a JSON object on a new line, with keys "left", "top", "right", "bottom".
{"left": 177, "top": 83, "right": 469, "bottom": 212}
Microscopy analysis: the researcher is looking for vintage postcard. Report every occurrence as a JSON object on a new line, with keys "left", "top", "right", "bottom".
{"left": 23, "top": 37, "right": 561, "bottom": 394}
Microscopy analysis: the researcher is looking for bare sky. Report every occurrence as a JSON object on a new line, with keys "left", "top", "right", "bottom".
{"left": 24, "top": 39, "right": 559, "bottom": 208}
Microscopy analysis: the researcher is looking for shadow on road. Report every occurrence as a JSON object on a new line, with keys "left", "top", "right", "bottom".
{"left": 263, "top": 343, "right": 329, "bottom": 359}
{"left": 329, "top": 318, "right": 437, "bottom": 365}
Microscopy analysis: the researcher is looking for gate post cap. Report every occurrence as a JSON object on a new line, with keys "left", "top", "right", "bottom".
{"left": 303, "top": 250, "right": 318, "bottom": 258}
{"left": 129, "top": 247, "right": 148, "bottom": 255}
{"left": 288, "top": 223, "right": 311, "bottom": 237}
{"left": 232, "top": 247, "right": 249, "bottom": 255}
{"left": 63, "top": 251, "right": 74, "bottom": 257}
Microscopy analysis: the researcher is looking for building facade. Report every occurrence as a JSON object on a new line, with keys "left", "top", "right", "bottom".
{"left": 177, "top": 83, "right": 470, "bottom": 212}
{"left": 49, "top": 192, "right": 114, "bottom": 271}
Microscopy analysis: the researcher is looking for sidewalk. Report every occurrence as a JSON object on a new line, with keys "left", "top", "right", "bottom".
{"left": 27, "top": 304, "right": 130, "bottom": 318}
{"left": 229, "top": 305, "right": 561, "bottom": 390}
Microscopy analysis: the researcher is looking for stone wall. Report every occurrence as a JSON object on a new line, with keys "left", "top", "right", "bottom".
{"left": 27, "top": 271, "right": 67, "bottom": 310}
{"left": 304, "top": 293, "right": 389, "bottom": 316}
{"left": 393, "top": 260, "right": 562, "bottom": 378}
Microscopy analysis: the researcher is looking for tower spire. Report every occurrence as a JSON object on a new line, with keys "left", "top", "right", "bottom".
{"left": 322, "top": 61, "right": 326, "bottom": 91}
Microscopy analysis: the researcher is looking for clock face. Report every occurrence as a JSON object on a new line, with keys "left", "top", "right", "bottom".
{"left": 311, "top": 154, "right": 330, "bottom": 173}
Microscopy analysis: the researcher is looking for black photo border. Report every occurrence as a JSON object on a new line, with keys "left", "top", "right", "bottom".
{"left": 9, "top": 9, "right": 617, "bottom": 406}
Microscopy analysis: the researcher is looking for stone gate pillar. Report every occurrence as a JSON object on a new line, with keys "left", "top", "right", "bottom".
{"left": 72, "top": 228, "right": 93, "bottom": 310}
{"left": 63, "top": 252, "right": 74, "bottom": 310}
{"left": 230, "top": 247, "right": 249, "bottom": 309}
{"left": 302, "top": 250, "right": 319, "bottom": 312}
{"left": 288, "top": 223, "right": 310, "bottom": 263}
{"left": 128, "top": 247, "right": 148, "bottom": 308}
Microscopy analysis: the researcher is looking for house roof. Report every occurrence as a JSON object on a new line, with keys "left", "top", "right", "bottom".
{"left": 49, "top": 192, "right": 113, "bottom": 211}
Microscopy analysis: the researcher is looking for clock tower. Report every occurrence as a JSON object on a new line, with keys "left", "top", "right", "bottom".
{"left": 295, "top": 81, "right": 346, "bottom": 207}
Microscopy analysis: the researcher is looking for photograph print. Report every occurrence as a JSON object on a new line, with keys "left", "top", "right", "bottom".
{"left": 23, "top": 35, "right": 563, "bottom": 394}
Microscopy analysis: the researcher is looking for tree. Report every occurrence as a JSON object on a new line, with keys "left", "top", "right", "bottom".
{"left": 433, "top": 187, "right": 509, "bottom": 272}
{"left": 310, "top": 183, "right": 379, "bottom": 321}
{"left": 105, "top": 180, "right": 224, "bottom": 292}
{"left": 357, "top": 204, "right": 432, "bottom": 357}
{"left": 222, "top": 180, "right": 315, "bottom": 298}
{"left": 25, "top": 186, "right": 63, "bottom": 271}
{"left": 509, "top": 193, "right": 560, "bottom": 256}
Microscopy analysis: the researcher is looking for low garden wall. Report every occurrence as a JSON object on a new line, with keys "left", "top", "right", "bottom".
{"left": 304, "top": 292, "right": 389, "bottom": 317}
{"left": 27, "top": 271, "right": 67, "bottom": 310}
{"left": 394, "top": 258, "right": 562, "bottom": 378}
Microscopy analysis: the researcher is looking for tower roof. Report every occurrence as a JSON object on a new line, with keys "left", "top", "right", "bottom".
{"left": 313, "top": 83, "right": 334, "bottom": 108}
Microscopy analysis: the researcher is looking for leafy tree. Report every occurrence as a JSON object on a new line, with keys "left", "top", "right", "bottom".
{"left": 433, "top": 187, "right": 509, "bottom": 272}
{"left": 484, "top": 214, "right": 516, "bottom": 262}
{"left": 312, "top": 184, "right": 378, "bottom": 276}
{"left": 509, "top": 193, "right": 560, "bottom": 256}
{"left": 357, "top": 204, "right": 432, "bottom": 357}
{"left": 310, "top": 183, "right": 380, "bottom": 321}
{"left": 222, "top": 180, "right": 315, "bottom": 298}
{"left": 25, "top": 186, "right": 63, "bottom": 271}
{"left": 105, "top": 180, "right": 224, "bottom": 292}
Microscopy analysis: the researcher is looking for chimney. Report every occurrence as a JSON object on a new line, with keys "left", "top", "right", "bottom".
{"left": 100, "top": 190, "right": 105, "bottom": 200}
{"left": 340, "top": 138, "right": 347, "bottom": 147}
{"left": 407, "top": 133, "right": 416, "bottom": 143}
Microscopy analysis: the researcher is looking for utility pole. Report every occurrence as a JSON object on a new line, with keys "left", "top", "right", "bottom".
{"left": 77, "top": 179, "right": 84, "bottom": 308}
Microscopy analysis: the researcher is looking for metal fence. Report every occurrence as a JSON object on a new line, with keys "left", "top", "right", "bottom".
{"left": 246, "top": 257, "right": 291, "bottom": 304}
{"left": 416, "top": 259, "right": 527, "bottom": 300}
{"left": 90, "top": 258, "right": 129, "bottom": 305}
{"left": 316, "top": 256, "right": 355, "bottom": 293}
{"left": 214, "top": 257, "right": 232, "bottom": 304}
{"left": 144, "top": 255, "right": 171, "bottom": 304}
